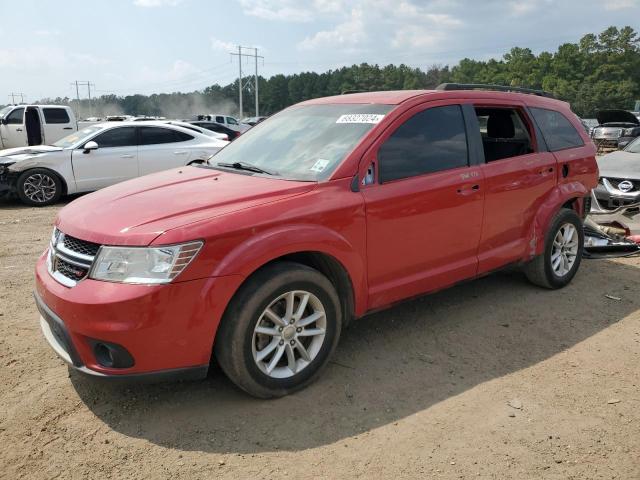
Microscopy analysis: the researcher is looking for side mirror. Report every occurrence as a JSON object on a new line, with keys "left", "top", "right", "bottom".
{"left": 0, "top": 118, "right": 6, "bottom": 125}
{"left": 83, "top": 141, "right": 98, "bottom": 153}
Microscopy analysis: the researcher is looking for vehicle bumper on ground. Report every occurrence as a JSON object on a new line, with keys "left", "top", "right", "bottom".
{"left": 35, "top": 250, "right": 243, "bottom": 380}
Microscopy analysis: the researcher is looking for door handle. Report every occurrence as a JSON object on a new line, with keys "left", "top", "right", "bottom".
{"left": 457, "top": 184, "right": 480, "bottom": 195}
{"left": 63, "top": 127, "right": 73, "bottom": 130}
{"left": 16, "top": 128, "right": 23, "bottom": 132}
{"left": 539, "top": 167, "right": 554, "bottom": 175}
{"left": 120, "top": 154, "right": 135, "bottom": 159}
{"left": 173, "top": 151, "right": 189, "bottom": 155}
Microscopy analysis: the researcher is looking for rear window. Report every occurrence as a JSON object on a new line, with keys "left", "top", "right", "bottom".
{"left": 43, "top": 108, "right": 70, "bottom": 124}
{"left": 529, "top": 107, "right": 584, "bottom": 152}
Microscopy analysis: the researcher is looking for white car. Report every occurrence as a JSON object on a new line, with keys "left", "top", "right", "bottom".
{"left": 195, "top": 114, "right": 251, "bottom": 133}
{"left": 0, "top": 121, "right": 228, "bottom": 206}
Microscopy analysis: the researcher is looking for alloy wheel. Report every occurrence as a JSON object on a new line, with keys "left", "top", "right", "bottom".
{"left": 22, "top": 173, "right": 57, "bottom": 203}
{"left": 252, "top": 290, "right": 327, "bottom": 379}
{"left": 551, "top": 223, "right": 579, "bottom": 277}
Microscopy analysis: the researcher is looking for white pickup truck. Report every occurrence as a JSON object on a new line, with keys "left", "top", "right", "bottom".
{"left": 0, "top": 105, "right": 77, "bottom": 150}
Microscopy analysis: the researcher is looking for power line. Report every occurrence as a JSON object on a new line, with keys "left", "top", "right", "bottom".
{"left": 230, "top": 46, "right": 264, "bottom": 118}
{"left": 8, "top": 92, "right": 25, "bottom": 104}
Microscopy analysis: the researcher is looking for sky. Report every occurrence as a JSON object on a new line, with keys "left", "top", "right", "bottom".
{"left": 0, "top": 0, "right": 638, "bottom": 102}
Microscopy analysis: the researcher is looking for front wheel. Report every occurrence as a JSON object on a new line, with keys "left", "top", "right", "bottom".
{"left": 214, "top": 262, "right": 342, "bottom": 398}
{"left": 524, "top": 208, "right": 584, "bottom": 289}
{"left": 16, "top": 169, "right": 62, "bottom": 206}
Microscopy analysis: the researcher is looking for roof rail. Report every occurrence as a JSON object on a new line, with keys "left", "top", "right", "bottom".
{"left": 436, "top": 83, "right": 555, "bottom": 99}
{"left": 341, "top": 90, "right": 366, "bottom": 95}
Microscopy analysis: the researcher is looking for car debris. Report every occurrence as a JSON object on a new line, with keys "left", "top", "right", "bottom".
{"left": 584, "top": 202, "right": 640, "bottom": 258}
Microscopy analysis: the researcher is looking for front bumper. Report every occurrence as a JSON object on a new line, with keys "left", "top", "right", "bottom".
{"left": 35, "top": 250, "right": 243, "bottom": 379}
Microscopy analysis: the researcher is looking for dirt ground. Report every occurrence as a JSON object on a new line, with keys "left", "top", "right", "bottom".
{"left": 1, "top": 196, "right": 639, "bottom": 480}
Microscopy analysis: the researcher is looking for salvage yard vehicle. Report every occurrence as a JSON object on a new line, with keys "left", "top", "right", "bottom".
{"left": 194, "top": 114, "right": 251, "bottom": 132}
{"left": 35, "top": 84, "right": 598, "bottom": 398}
{"left": 0, "top": 121, "right": 228, "bottom": 206}
{"left": 591, "top": 109, "right": 640, "bottom": 152}
{"left": 0, "top": 105, "right": 77, "bottom": 149}
{"left": 592, "top": 136, "right": 640, "bottom": 213}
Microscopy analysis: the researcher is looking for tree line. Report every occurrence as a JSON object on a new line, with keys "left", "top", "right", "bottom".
{"left": 14, "top": 26, "right": 640, "bottom": 119}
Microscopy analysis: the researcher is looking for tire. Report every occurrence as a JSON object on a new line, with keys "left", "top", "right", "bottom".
{"left": 214, "top": 261, "right": 342, "bottom": 398}
{"left": 524, "top": 208, "right": 584, "bottom": 289}
{"left": 16, "top": 168, "right": 63, "bottom": 206}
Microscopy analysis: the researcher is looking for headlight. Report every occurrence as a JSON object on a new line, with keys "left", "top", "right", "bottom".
{"left": 89, "top": 241, "right": 203, "bottom": 284}
{"left": 622, "top": 128, "right": 638, "bottom": 136}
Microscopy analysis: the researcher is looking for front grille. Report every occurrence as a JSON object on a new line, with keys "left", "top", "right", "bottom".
{"left": 54, "top": 257, "right": 90, "bottom": 282}
{"left": 605, "top": 178, "right": 637, "bottom": 192}
{"left": 48, "top": 229, "right": 100, "bottom": 287}
{"left": 63, "top": 235, "right": 101, "bottom": 257}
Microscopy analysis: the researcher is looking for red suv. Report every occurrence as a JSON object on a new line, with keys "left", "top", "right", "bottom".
{"left": 35, "top": 84, "right": 598, "bottom": 398}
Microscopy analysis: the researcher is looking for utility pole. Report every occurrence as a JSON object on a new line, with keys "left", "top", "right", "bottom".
{"left": 70, "top": 80, "right": 94, "bottom": 119}
{"left": 8, "top": 92, "right": 25, "bottom": 104}
{"left": 230, "top": 46, "right": 263, "bottom": 119}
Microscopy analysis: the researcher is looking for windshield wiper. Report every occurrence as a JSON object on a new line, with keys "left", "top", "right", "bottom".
{"left": 216, "top": 161, "right": 278, "bottom": 176}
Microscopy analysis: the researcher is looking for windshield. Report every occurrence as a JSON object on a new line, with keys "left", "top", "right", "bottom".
{"left": 0, "top": 106, "right": 12, "bottom": 119}
{"left": 624, "top": 137, "right": 640, "bottom": 154}
{"left": 52, "top": 126, "right": 103, "bottom": 148}
{"left": 208, "top": 104, "right": 393, "bottom": 181}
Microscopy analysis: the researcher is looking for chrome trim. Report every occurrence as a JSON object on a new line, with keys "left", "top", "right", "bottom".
{"left": 602, "top": 178, "right": 639, "bottom": 197}
{"left": 47, "top": 230, "right": 98, "bottom": 287}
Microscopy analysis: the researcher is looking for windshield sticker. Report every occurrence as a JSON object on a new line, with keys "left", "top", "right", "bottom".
{"left": 336, "top": 114, "right": 385, "bottom": 124}
{"left": 310, "top": 159, "right": 330, "bottom": 172}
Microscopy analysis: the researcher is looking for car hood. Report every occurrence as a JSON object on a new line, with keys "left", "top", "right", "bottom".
{"left": 596, "top": 151, "right": 640, "bottom": 179}
{"left": 0, "top": 145, "right": 64, "bottom": 161}
{"left": 56, "top": 167, "right": 316, "bottom": 246}
{"left": 596, "top": 110, "right": 640, "bottom": 126}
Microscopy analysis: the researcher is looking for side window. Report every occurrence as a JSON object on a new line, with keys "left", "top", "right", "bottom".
{"left": 43, "top": 108, "right": 70, "bottom": 124}
{"left": 226, "top": 117, "right": 238, "bottom": 125}
{"left": 6, "top": 108, "right": 24, "bottom": 125}
{"left": 529, "top": 107, "right": 585, "bottom": 152}
{"left": 473, "top": 107, "right": 535, "bottom": 162}
{"left": 215, "top": 116, "right": 225, "bottom": 124}
{"left": 93, "top": 127, "right": 137, "bottom": 148}
{"left": 140, "top": 127, "right": 190, "bottom": 145}
{"left": 378, "top": 105, "right": 468, "bottom": 183}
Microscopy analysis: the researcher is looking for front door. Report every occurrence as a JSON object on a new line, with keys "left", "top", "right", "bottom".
{"left": 71, "top": 126, "right": 139, "bottom": 191}
{"left": 1, "top": 107, "right": 27, "bottom": 148}
{"left": 362, "top": 103, "right": 485, "bottom": 310}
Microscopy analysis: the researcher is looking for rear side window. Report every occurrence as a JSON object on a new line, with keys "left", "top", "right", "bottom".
{"left": 140, "top": 127, "right": 192, "bottom": 145}
{"left": 215, "top": 116, "right": 225, "bottom": 123}
{"left": 43, "top": 108, "right": 70, "bottom": 124}
{"left": 378, "top": 105, "right": 468, "bottom": 183}
{"left": 93, "top": 127, "right": 137, "bottom": 148}
{"left": 6, "top": 108, "right": 24, "bottom": 124}
{"left": 529, "top": 107, "right": 584, "bottom": 151}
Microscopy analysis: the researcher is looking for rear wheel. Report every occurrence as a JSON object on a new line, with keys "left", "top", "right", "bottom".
{"left": 214, "top": 262, "right": 342, "bottom": 398}
{"left": 16, "top": 169, "right": 62, "bottom": 206}
{"left": 524, "top": 208, "right": 583, "bottom": 289}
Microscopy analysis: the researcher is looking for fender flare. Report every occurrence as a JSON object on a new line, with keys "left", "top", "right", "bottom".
{"left": 211, "top": 223, "right": 368, "bottom": 315}
{"left": 528, "top": 182, "right": 588, "bottom": 257}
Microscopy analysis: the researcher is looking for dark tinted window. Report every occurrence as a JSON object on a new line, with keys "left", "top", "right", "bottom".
{"left": 215, "top": 116, "right": 224, "bottom": 123}
{"left": 139, "top": 127, "right": 192, "bottom": 145}
{"left": 379, "top": 105, "right": 468, "bottom": 182}
{"left": 43, "top": 108, "right": 70, "bottom": 124}
{"left": 529, "top": 107, "right": 584, "bottom": 151}
{"left": 6, "top": 108, "right": 24, "bottom": 125}
{"left": 93, "top": 127, "right": 137, "bottom": 148}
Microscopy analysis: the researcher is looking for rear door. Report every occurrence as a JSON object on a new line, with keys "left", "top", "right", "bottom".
{"left": 1, "top": 107, "right": 27, "bottom": 148}
{"left": 71, "top": 126, "right": 139, "bottom": 191}
{"left": 42, "top": 107, "right": 75, "bottom": 143}
{"left": 137, "top": 126, "right": 195, "bottom": 175}
{"left": 361, "top": 102, "right": 485, "bottom": 309}
{"left": 469, "top": 102, "right": 557, "bottom": 273}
